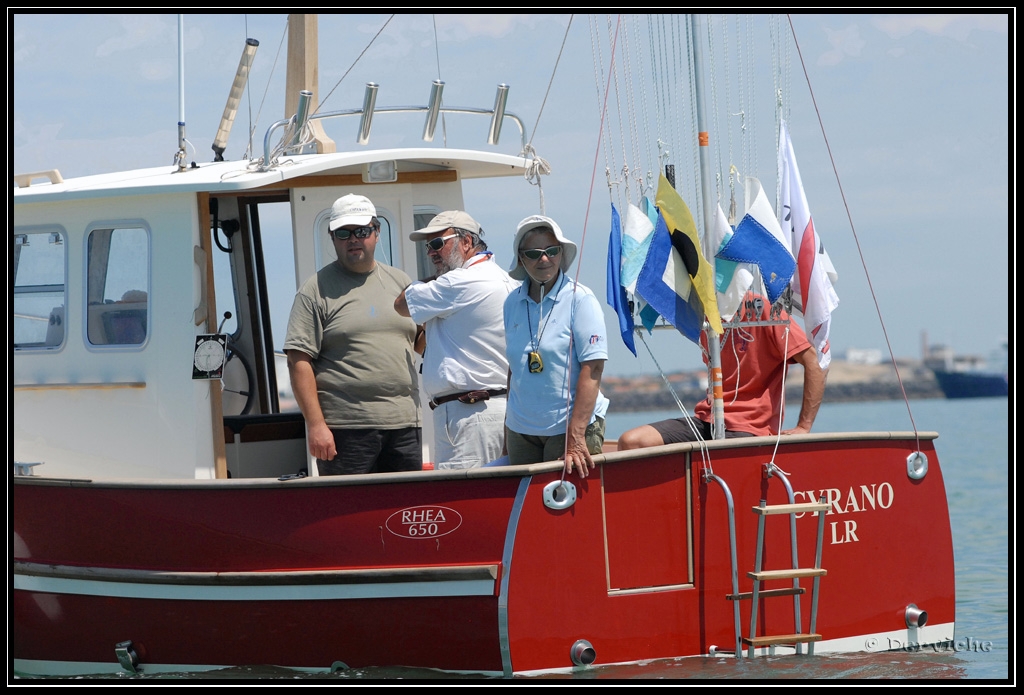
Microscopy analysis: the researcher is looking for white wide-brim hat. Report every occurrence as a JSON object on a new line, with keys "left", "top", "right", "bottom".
{"left": 508, "top": 215, "right": 578, "bottom": 281}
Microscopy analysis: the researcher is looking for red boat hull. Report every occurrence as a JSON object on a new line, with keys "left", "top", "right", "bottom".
{"left": 13, "top": 433, "right": 955, "bottom": 676}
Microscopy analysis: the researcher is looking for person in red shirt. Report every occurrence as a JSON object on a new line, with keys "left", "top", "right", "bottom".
{"left": 616, "top": 292, "right": 825, "bottom": 448}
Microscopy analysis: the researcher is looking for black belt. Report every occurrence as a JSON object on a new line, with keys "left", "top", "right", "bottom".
{"left": 429, "top": 388, "right": 507, "bottom": 410}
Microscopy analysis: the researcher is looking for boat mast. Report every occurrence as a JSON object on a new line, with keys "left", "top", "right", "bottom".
{"left": 689, "top": 14, "right": 726, "bottom": 439}
{"left": 285, "top": 14, "right": 336, "bottom": 154}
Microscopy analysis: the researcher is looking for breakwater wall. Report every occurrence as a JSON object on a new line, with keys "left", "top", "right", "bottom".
{"left": 603, "top": 360, "right": 943, "bottom": 413}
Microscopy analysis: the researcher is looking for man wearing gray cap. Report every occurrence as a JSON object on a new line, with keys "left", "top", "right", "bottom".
{"left": 395, "top": 210, "right": 519, "bottom": 469}
{"left": 285, "top": 193, "right": 422, "bottom": 475}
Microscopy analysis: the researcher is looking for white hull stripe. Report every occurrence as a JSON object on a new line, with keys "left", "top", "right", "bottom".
{"left": 716, "top": 622, "right": 958, "bottom": 658}
{"left": 14, "top": 562, "right": 498, "bottom": 601}
{"left": 814, "top": 622, "right": 957, "bottom": 656}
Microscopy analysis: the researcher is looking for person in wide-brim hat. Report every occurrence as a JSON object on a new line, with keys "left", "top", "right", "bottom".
{"left": 501, "top": 213, "right": 608, "bottom": 479}
{"left": 507, "top": 214, "right": 578, "bottom": 281}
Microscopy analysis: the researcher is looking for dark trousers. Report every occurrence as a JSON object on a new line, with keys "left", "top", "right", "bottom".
{"left": 651, "top": 416, "right": 756, "bottom": 444}
{"left": 317, "top": 427, "right": 423, "bottom": 475}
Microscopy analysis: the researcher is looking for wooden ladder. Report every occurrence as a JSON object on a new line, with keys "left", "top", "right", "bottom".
{"left": 739, "top": 497, "right": 829, "bottom": 657}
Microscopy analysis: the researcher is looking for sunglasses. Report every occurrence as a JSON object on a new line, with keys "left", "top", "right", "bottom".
{"left": 333, "top": 225, "right": 376, "bottom": 240}
{"left": 521, "top": 245, "right": 562, "bottom": 261}
{"left": 425, "top": 233, "right": 460, "bottom": 251}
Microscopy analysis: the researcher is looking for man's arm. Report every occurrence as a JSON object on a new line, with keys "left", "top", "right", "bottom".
{"left": 286, "top": 350, "right": 337, "bottom": 460}
{"left": 564, "top": 359, "right": 604, "bottom": 478}
{"left": 782, "top": 347, "right": 826, "bottom": 435}
{"left": 393, "top": 289, "right": 411, "bottom": 317}
{"left": 393, "top": 290, "right": 426, "bottom": 354}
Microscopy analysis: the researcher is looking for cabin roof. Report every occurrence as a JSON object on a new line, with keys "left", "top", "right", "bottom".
{"left": 13, "top": 148, "right": 533, "bottom": 204}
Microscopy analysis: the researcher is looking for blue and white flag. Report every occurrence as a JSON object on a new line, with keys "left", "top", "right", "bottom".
{"left": 716, "top": 177, "right": 795, "bottom": 304}
{"left": 621, "top": 201, "right": 660, "bottom": 331}
{"left": 606, "top": 203, "right": 636, "bottom": 356}
{"left": 634, "top": 195, "right": 659, "bottom": 331}
{"left": 620, "top": 202, "right": 655, "bottom": 294}
{"left": 709, "top": 202, "right": 756, "bottom": 321}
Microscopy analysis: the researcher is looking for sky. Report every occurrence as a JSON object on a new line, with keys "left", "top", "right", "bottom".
{"left": 11, "top": 12, "right": 1012, "bottom": 377}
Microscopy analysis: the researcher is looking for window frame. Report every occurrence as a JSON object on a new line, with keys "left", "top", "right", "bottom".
{"left": 83, "top": 221, "right": 153, "bottom": 351}
{"left": 12, "top": 225, "right": 69, "bottom": 352}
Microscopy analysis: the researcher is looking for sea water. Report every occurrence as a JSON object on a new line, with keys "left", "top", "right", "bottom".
{"left": 23, "top": 398, "right": 1009, "bottom": 682}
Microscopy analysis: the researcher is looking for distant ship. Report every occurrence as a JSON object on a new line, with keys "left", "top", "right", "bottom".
{"left": 923, "top": 337, "right": 1008, "bottom": 399}
{"left": 932, "top": 368, "right": 1008, "bottom": 399}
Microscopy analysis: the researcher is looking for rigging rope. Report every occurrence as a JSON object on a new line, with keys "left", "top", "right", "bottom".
{"left": 744, "top": 14, "right": 757, "bottom": 179}
{"left": 262, "top": 14, "right": 395, "bottom": 167}
{"left": 637, "top": 331, "right": 714, "bottom": 475}
{"left": 786, "top": 14, "right": 922, "bottom": 448}
{"left": 558, "top": 12, "right": 622, "bottom": 484}
{"left": 706, "top": 15, "right": 723, "bottom": 208}
{"left": 520, "top": 15, "right": 575, "bottom": 216}
{"left": 590, "top": 15, "right": 618, "bottom": 205}
{"left": 722, "top": 15, "right": 737, "bottom": 219}
{"left": 528, "top": 15, "right": 574, "bottom": 153}
{"left": 770, "top": 13, "right": 789, "bottom": 214}
{"left": 618, "top": 16, "right": 643, "bottom": 203}
{"left": 522, "top": 145, "right": 551, "bottom": 215}
{"left": 313, "top": 14, "right": 395, "bottom": 117}
{"left": 633, "top": 17, "right": 654, "bottom": 197}
{"left": 650, "top": 16, "right": 670, "bottom": 174}
{"left": 609, "top": 14, "right": 630, "bottom": 206}
{"left": 244, "top": 15, "right": 288, "bottom": 162}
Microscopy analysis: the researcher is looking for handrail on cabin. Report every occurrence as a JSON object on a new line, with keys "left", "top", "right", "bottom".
{"left": 13, "top": 170, "right": 64, "bottom": 188}
{"left": 262, "top": 105, "right": 528, "bottom": 170}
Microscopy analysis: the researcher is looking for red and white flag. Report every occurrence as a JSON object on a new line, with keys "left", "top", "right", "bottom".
{"left": 779, "top": 120, "right": 839, "bottom": 370}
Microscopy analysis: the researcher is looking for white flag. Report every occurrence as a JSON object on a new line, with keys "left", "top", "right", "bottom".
{"left": 779, "top": 120, "right": 839, "bottom": 370}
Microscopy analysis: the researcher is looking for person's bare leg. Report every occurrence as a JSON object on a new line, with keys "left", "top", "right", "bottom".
{"left": 616, "top": 425, "right": 666, "bottom": 451}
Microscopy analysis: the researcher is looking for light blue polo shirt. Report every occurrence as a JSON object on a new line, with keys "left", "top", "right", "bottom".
{"left": 503, "top": 272, "right": 609, "bottom": 437}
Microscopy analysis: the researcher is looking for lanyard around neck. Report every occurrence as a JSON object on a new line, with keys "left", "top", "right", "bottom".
{"left": 465, "top": 251, "right": 492, "bottom": 269}
{"left": 525, "top": 274, "right": 563, "bottom": 352}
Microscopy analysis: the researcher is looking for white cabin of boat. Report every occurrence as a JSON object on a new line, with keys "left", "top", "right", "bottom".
{"left": 14, "top": 13, "right": 542, "bottom": 481}
{"left": 14, "top": 131, "right": 532, "bottom": 482}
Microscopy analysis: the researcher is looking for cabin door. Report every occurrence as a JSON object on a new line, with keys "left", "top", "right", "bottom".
{"left": 208, "top": 193, "right": 295, "bottom": 417}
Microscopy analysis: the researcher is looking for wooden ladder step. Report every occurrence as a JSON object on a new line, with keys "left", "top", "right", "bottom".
{"left": 748, "top": 568, "right": 827, "bottom": 581}
{"left": 741, "top": 633, "right": 822, "bottom": 648}
{"left": 751, "top": 502, "right": 830, "bottom": 516}
{"left": 727, "top": 587, "right": 805, "bottom": 601}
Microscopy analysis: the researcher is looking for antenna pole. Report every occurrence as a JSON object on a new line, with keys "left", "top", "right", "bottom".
{"left": 174, "top": 15, "right": 188, "bottom": 171}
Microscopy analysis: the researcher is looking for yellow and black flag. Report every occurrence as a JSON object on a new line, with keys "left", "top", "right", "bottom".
{"left": 635, "top": 174, "right": 722, "bottom": 344}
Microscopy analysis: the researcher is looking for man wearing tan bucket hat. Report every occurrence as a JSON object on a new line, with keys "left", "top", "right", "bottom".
{"left": 395, "top": 210, "right": 519, "bottom": 469}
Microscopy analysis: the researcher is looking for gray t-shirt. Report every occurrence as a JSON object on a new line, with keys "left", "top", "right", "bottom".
{"left": 284, "top": 262, "right": 420, "bottom": 429}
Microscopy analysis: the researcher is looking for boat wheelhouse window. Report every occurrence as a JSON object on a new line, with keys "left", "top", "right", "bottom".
{"left": 86, "top": 226, "right": 150, "bottom": 347}
{"left": 13, "top": 228, "right": 67, "bottom": 349}
{"left": 413, "top": 207, "right": 441, "bottom": 281}
{"left": 315, "top": 208, "right": 395, "bottom": 271}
